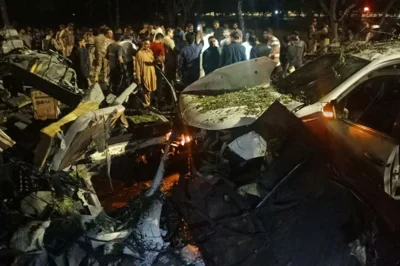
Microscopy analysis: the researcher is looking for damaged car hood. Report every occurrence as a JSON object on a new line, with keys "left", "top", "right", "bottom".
{"left": 179, "top": 57, "right": 302, "bottom": 130}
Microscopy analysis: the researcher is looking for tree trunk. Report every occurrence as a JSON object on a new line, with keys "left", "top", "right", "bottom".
{"left": 196, "top": 0, "right": 204, "bottom": 22}
{"left": 379, "top": 0, "right": 398, "bottom": 26}
{"left": 182, "top": 0, "right": 195, "bottom": 27}
{"left": 166, "top": 0, "right": 175, "bottom": 26}
{"left": 237, "top": 0, "right": 245, "bottom": 33}
{"left": 115, "top": 0, "right": 120, "bottom": 28}
{"left": 0, "top": 0, "right": 10, "bottom": 27}
{"left": 331, "top": 19, "right": 339, "bottom": 43}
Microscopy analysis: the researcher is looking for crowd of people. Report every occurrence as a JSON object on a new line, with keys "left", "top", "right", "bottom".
{"left": 17, "top": 19, "right": 328, "bottom": 107}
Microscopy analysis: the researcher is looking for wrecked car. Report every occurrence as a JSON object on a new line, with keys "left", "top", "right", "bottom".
{"left": 180, "top": 42, "right": 400, "bottom": 203}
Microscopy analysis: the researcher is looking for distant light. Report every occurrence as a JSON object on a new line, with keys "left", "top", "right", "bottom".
{"left": 363, "top": 6, "right": 370, "bottom": 12}
{"left": 72, "top": 13, "right": 76, "bottom": 16}
{"left": 274, "top": 10, "right": 279, "bottom": 14}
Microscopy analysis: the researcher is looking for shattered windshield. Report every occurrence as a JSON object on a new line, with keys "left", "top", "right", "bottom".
{"left": 276, "top": 54, "right": 370, "bottom": 105}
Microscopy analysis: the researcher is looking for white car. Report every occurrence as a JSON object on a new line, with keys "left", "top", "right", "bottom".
{"left": 180, "top": 42, "right": 400, "bottom": 203}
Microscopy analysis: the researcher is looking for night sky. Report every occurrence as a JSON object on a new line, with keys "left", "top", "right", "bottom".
{"left": 2, "top": 0, "right": 391, "bottom": 28}
{"left": 3, "top": 0, "right": 317, "bottom": 28}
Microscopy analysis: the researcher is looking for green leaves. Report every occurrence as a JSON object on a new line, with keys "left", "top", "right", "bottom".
{"left": 191, "top": 86, "right": 293, "bottom": 116}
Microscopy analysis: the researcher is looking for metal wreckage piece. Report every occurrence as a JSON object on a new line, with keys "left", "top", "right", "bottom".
{"left": 0, "top": 39, "right": 206, "bottom": 265}
{"left": 172, "top": 102, "right": 376, "bottom": 266}
{"left": 6, "top": 50, "right": 83, "bottom": 107}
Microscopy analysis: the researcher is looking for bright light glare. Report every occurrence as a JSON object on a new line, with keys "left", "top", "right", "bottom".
{"left": 322, "top": 104, "right": 335, "bottom": 119}
{"left": 274, "top": 10, "right": 279, "bottom": 14}
{"left": 363, "top": 7, "right": 370, "bottom": 12}
{"left": 322, "top": 111, "right": 334, "bottom": 118}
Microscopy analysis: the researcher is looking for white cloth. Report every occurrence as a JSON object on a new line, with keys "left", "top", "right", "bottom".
{"left": 201, "top": 33, "right": 219, "bottom": 53}
{"left": 220, "top": 38, "right": 230, "bottom": 48}
{"left": 153, "top": 27, "right": 164, "bottom": 41}
{"left": 242, "top": 42, "right": 252, "bottom": 60}
{"left": 267, "top": 36, "right": 281, "bottom": 66}
{"left": 120, "top": 40, "right": 136, "bottom": 62}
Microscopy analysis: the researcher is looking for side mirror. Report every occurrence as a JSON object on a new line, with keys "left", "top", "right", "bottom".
{"left": 322, "top": 101, "right": 337, "bottom": 119}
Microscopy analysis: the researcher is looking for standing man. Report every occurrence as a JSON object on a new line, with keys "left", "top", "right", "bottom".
{"left": 232, "top": 23, "right": 243, "bottom": 42}
{"left": 163, "top": 28, "right": 177, "bottom": 82}
{"left": 220, "top": 29, "right": 231, "bottom": 48}
{"left": 202, "top": 36, "right": 221, "bottom": 75}
{"left": 42, "top": 30, "right": 57, "bottom": 51}
{"left": 94, "top": 27, "right": 113, "bottom": 84}
{"left": 179, "top": 31, "right": 204, "bottom": 86}
{"left": 316, "top": 23, "right": 330, "bottom": 53}
{"left": 135, "top": 39, "right": 157, "bottom": 106}
{"left": 249, "top": 35, "right": 270, "bottom": 59}
{"left": 264, "top": 28, "right": 281, "bottom": 67}
{"left": 20, "top": 29, "right": 32, "bottom": 49}
{"left": 220, "top": 31, "right": 246, "bottom": 67}
{"left": 200, "top": 20, "right": 209, "bottom": 33}
{"left": 140, "top": 22, "right": 150, "bottom": 35}
{"left": 184, "top": 23, "right": 195, "bottom": 41}
{"left": 59, "top": 23, "right": 75, "bottom": 57}
{"left": 308, "top": 19, "right": 318, "bottom": 54}
{"left": 213, "top": 20, "right": 225, "bottom": 43}
{"left": 120, "top": 34, "right": 137, "bottom": 86}
{"left": 106, "top": 33, "right": 127, "bottom": 93}
{"left": 242, "top": 30, "right": 255, "bottom": 60}
{"left": 153, "top": 21, "right": 164, "bottom": 41}
{"left": 150, "top": 33, "right": 166, "bottom": 105}
{"left": 54, "top": 24, "right": 65, "bottom": 53}
{"left": 71, "top": 36, "right": 91, "bottom": 90}
{"left": 287, "top": 34, "right": 307, "bottom": 73}
{"left": 84, "top": 28, "right": 96, "bottom": 74}
{"left": 32, "top": 29, "right": 43, "bottom": 50}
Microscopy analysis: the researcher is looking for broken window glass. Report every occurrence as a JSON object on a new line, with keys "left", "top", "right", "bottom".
{"left": 340, "top": 75, "right": 400, "bottom": 136}
{"left": 276, "top": 54, "right": 369, "bottom": 105}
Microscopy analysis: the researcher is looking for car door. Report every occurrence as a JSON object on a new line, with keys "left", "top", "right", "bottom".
{"left": 321, "top": 74, "right": 400, "bottom": 200}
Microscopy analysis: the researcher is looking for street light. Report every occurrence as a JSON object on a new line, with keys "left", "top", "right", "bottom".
{"left": 363, "top": 6, "right": 370, "bottom": 12}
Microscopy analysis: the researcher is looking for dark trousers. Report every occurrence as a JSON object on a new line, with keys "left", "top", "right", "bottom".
{"left": 77, "top": 75, "right": 89, "bottom": 90}
{"left": 110, "top": 68, "right": 123, "bottom": 94}
{"left": 182, "top": 72, "right": 200, "bottom": 87}
{"left": 155, "top": 65, "right": 164, "bottom": 104}
{"left": 165, "top": 65, "right": 176, "bottom": 83}
{"left": 271, "top": 65, "right": 284, "bottom": 85}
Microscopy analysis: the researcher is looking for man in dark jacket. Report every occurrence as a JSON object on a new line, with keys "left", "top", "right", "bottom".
{"left": 213, "top": 20, "right": 225, "bottom": 43}
{"left": 71, "top": 36, "right": 91, "bottom": 89}
{"left": 42, "top": 30, "right": 56, "bottom": 52}
{"left": 202, "top": 36, "right": 221, "bottom": 75}
{"left": 220, "top": 31, "right": 246, "bottom": 67}
{"left": 106, "top": 33, "right": 127, "bottom": 93}
{"left": 286, "top": 34, "right": 307, "bottom": 72}
{"left": 179, "top": 31, "right": 204, "bottom": 86}
{"left": 249, "top": 35, "right": 270, "bottom": 59}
